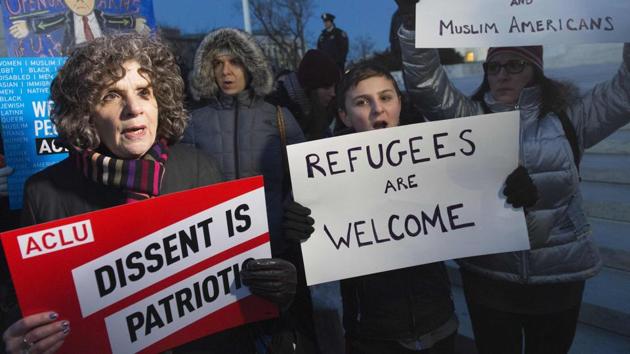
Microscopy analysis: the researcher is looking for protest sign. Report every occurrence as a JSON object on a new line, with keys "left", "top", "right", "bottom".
{"left": 1, "top": 0, "right": 156, "bottom": 57}
{"left": 0, "top": 57, "right": 67, "bottom": 209}
{"left": 287, "top": 112, "right": 530, "bottom": 285}
{"left": 1, "top": 176, "right": 277, "bottom": 354}
{"left": 415, "top": 0, "right": 630, "bottom": 48}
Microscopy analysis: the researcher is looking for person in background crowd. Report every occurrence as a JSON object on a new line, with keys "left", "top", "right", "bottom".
{"left": 183, "top": 27, "right": 319, "bottom": 353}
{"left": 268, "top": 49, "right": 340, "bottom": 141}
{"left": 317, "top": 13, "right": 349, "bottom": 71}
{"left": 1, "top": 33, "right": 298, "bottom": 354}
{"left": 395, "top": 1, "right": 630, "bottom": 353}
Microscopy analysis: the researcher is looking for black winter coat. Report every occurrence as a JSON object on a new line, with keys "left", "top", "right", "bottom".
{"left": 341, "top": 262, "right": 454, "bottom": 340}
{"left": 317, "top": 27, "right": 349, "bottom": 68}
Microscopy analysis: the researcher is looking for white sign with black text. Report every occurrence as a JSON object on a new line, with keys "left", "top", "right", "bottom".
{"left": 415, "top": 0, "right": 630, "bottom": 48}
{"left": 287, "top": 112, "right": 530, "bottom": 285}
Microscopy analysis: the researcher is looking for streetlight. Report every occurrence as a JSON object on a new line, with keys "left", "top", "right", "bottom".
{"left": 242, "top": 0, "right": 252, "bottom": 33}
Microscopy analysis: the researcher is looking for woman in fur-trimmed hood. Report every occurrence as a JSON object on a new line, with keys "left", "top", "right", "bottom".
{"left": 182, "top": 28, "right": 318, "bottom": 353}
{"left": 183, "top": 28, "right": 305, "bottom": 256}
{"left": 189, "top": 28, "right": 274, "bottom": 100}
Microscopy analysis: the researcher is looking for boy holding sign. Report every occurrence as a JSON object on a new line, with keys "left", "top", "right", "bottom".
{"left": 396, "top": 1, "right": 630, "bottom": 353}
{"left": 290, "top": 64, "right": 535, "bottom": 354}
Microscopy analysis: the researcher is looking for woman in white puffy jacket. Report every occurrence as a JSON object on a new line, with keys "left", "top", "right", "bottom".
{"left": 394, "top": 1, "right": 630, "bottom": 353}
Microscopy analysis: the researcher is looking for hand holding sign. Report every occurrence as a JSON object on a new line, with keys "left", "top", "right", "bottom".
{"left": 2, "top": 311, "right": 68, "bottom": 354}
{"left": 241, "top": 258, "right": 297, "bottom": 312}
{"left": 282, "top": 201, "right": 315, "bottom": 242}
{"left": 503, "top": 166, "right": 538, "bottom": 209}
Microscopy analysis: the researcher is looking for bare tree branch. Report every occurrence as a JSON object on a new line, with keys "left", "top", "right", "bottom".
{"left": 351, "top": 35, "right": 376, "bottom": 62}
{"left": 248, "top": 0, "right": 314, "bottom": 70}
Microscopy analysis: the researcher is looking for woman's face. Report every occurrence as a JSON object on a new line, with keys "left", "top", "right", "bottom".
{"left": 339, "top": 76, "right": 401, "bottom": 132}
{"left": 487, "top": 53, "right": 535, "bottom": 105}
{"left": 213, "top": 54, "right": 248, "bottom": 96}
{"left": 92, "top": 60, "right": 158, "bottom": 159}
{"left": 314, "top": 85, "right": 336, "bottom": 108}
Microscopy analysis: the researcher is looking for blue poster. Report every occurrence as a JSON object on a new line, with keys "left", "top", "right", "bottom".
{"left": 1, "top": 0, "right": 156, "bottom": 57}
{"left": 0, "top": 57, "right": 67, "bottom": 209}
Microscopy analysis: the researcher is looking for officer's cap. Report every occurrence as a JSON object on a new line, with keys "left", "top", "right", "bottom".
{"left": 321, "top": 13, "right": 335, "bottom": 22}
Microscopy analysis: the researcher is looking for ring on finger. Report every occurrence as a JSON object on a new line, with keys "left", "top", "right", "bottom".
{"left": 21, "top": 336, "right": 34, "bottom": 352}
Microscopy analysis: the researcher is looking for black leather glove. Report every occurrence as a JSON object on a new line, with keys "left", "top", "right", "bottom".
{"left": 283, "top": 201, "right": 315, "bottom": 242}
{"left": 503, "top": 166, "right": 538, "bottom": 208}
{"left": 241, "top": 258, "right": 297, "bottom": 311}
{"left": 395, "top": 0, "right": 420, "bottom": 30}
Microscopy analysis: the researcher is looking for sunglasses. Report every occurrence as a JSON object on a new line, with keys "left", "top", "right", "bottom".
{"left": 484, "top": 60, "right": 530, "bottom": 75}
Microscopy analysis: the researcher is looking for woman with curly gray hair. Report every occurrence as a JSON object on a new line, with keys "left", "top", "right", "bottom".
{"left": 1, "top": 32, "right": 298, "bottom": 354}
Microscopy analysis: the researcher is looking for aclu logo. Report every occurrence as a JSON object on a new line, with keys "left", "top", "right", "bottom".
{"left": 17, "top": 220, "right": 94, "bottom": 259}
{"left": 35, "top": 138, "right": 68, "bottom": 155}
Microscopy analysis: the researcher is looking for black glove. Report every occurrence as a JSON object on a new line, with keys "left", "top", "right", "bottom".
{"left": 283, "top": 201, "right": 315, "bottom": 242}
{"left": 395, "top": 0, "right": 420, "bottom": 30}
{"left": 503, "top": 166, "right": 538, "bottom": 208}
{"left": 241, "top": 258, "right": 297, "bottom": 311}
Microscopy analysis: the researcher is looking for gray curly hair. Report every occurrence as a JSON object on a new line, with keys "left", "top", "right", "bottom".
{"left": 50, "top": 33, "right": 187, "bottom": 150}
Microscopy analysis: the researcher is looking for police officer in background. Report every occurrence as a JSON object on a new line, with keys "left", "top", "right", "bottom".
{"left": 317, "top": 13, "right": 349, "bottom": 71}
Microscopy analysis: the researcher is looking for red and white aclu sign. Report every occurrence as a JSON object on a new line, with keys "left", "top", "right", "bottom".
{"left": 1, "top": 176, "right": 277, "bottom": 354}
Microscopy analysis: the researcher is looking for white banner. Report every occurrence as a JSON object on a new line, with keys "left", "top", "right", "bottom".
{"left": 72, "top": 188, "right": 269, "bottom": 318}
{"left": 287, "top": 113, "right": 530, "bottom": 285}
{"left": 415, "top": 0, "right": 630, "bottom": 48}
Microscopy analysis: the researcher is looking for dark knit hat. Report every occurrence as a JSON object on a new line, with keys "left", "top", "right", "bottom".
{"left": 321, "top": 13, "right": 335, "bottom": 22}
{"left": 486, "top": 46, "right": 544, "bottom": 72}
{"left": 297, "top": 49, "right": 340, "bottom": 90}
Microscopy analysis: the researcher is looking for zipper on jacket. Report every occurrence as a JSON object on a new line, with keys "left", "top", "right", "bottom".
{"left": 515, "top": 101, "right": 528, "bottom": 282}
{"left": 356, "top": 280, "right": 362, "bottom": 323}
{"left": 233, "top": 102, "right": 240, "bottom": 179}
{"left": 520, "top": 250, "right": 528, "bottom": 282}
{"left": 407, "top": 277, "right": 416, "bottom": 334}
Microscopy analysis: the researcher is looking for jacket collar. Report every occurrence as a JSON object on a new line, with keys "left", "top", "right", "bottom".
{"left": 212, "top": 89, "right": 256, "bottom": 109}
{"left": 484, "top": 85, "right": 541, "bottom": 117}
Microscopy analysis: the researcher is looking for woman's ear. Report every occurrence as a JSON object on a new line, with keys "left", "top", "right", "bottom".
{"left": 338, "top": 109, "right": 352, "bottom": 128}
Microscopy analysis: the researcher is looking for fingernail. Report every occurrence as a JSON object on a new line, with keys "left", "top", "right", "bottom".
{"left": 49, "top": 312, "right": 58, "bottom": 320}
{"left": 61, "top": 321, "right": 69, "bottom": 329}
{"left": 63, "top": 326, "right": 70, "bottom": 334}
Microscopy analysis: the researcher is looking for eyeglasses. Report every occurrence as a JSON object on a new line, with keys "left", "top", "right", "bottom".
{"left": 484, "top": 60, "right": 530, "bottom": 75}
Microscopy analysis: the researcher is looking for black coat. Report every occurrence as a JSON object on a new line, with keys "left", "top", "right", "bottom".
{"left": 317, "top": 27, "right": 349, "bottom": 69}
{"left": 341, "top": 262, "right": 454, "bottom": 340}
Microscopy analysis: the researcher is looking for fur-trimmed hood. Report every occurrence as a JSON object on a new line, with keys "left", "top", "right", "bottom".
{"left": 190, "top": 28, "right": 274, "bottom": 100}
